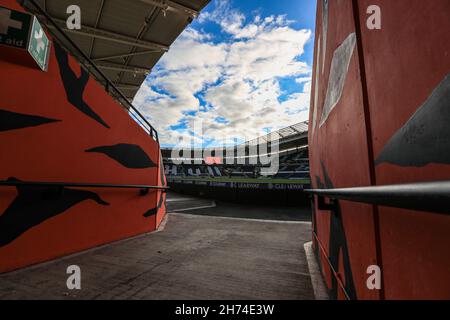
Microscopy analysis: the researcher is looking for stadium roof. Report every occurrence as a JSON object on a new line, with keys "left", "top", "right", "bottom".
{"left": 161, "top": 120, "right": 309, "bottom": 155}
{"left": 246, "top": 121, "right": 309, "bottom": 146}
{"left": 21, "top": 0, "right": 210, "bottom": 103}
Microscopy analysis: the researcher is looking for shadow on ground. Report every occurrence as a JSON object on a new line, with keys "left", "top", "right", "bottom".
{"left": 167, "top": 191, "right": 311, "bottom": 222}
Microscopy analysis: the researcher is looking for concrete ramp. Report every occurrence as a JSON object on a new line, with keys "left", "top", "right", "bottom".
{"left": 0, "top": 213, "right": 314, "bottom": 300}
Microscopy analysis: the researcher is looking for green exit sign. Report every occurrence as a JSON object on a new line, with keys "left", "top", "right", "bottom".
{"left": 0, "top": 6, "right": 31, "bottom": 49}
{"left": 0, "top": 6, "right": 50, "bottom": 71}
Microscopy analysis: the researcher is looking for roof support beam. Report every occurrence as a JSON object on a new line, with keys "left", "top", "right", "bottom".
{"left": 92, "top": 50, "right": 160, "bottom": 62}
{"left": 88, "top": 0, "right": 105, "bottom": 58}
{"left": 115, "top": 84, "right": 141, "bottom": 90}
{"left": 138, "top": 0, "right": 199, "bottom": 19}
{"left": 101, "top": 82, "right": 141, "bottom": 90}
{"left": 94, "top": 62, "right": 150, "bottom": 74}
{"left": 40, "top": 16, "right": 169, "bottom": 51}
{"left": 291, "top": 126, "right": 301, "bottom": 134}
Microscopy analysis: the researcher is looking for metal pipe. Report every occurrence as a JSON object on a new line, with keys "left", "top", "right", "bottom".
{"left": 92, "top": 50, "right": 159, "bottom": 62}
{"left": 95, "top": 62, "right": 150, "bottom": 74}
{"left": 0, "top": 180, "right": 169, "bottom": 190}
{"left": 306, "top": 180, "right": 450, "bottom": 215}
{"left": 312, "top": 231, "right": 351, "bottom": 300}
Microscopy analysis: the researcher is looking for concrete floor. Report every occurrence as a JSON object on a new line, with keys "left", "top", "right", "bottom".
{"left": 0, "top": 212, "right": 314, "bottom": 300}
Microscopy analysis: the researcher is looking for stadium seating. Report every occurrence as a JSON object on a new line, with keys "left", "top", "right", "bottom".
{"left": 164, "top": 147, "right": 310, "bottom": 180}
{"left": 162, "top": 121, "right": 310, "bottom": 181}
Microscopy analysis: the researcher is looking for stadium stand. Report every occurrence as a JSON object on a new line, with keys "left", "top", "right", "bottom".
{"left": 161, "top": 121, "right": 310, "bottom": 205}
{"left": 162, "top": 121, "right": 310, "bottom": 181}
{"left": 164, "top": 147, "right": 309, "bottom": 180}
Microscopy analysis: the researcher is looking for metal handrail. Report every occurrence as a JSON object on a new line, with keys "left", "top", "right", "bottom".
{"left": 0, "top": 180, "right": 168, "bottom": 191}
{"left": 22, "top": 0, "right": 159, "bottom": 143}
{"left": 305, "top": 180, "right": 450, "bottom": 215}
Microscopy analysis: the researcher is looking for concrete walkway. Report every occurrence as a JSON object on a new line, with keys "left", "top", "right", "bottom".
{"left": 0, "top": 213, "right": 314, "bottom": 300}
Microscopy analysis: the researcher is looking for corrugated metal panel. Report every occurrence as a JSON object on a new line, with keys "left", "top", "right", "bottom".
{"left": 21, "top": 0, "right": 210, "bottom": 103}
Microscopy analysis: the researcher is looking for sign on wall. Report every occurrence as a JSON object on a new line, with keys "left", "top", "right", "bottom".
{"left": 28, "top": 16, "right": 50, "bottom": 71}
{"left": 0, "top": 6, "right": 31, "bottom": 49}
{"left": 0, "top": 6, "right": 50, "bottom": 71}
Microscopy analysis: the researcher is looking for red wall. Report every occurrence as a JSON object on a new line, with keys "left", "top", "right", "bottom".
{"left": 309, "top": 0, "right": 450, "bottom": 299}
{"left": 0, "top": 0, "right": 166, "bottom": 273}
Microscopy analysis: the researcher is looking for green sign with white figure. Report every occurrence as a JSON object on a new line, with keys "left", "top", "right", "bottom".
{"left": 28, "top": 16, "right": 50, "bottom": 71}
{"left": 0, "top": 6, "right": 50, "bottom": 71}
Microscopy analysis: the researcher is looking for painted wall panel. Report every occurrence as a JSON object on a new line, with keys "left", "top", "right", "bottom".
{"left": 358, "top": 0, "right": 450, "bottom": 299}
{"left": 309, "top": 0, "right": 378, "bottom": 300}
{"left": 310, "top": 0, "right": 450, "bottom": 299}
{"left": 0, "top": 0, "right": 166, "bottom": 273}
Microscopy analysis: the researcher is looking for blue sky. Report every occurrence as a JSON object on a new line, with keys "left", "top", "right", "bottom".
{"left": 133, "top": 0, "right": 317, "bottom": 147}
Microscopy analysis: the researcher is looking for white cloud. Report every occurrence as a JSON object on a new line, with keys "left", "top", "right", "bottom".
{"left": 157, "top": 29, "right": 227, "bottom": 71}
{"left": 133, "top": 0, "right": 313, "bottom": 147}
{"left": 199, "top": 0, "right": 246, "bottom": 37}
